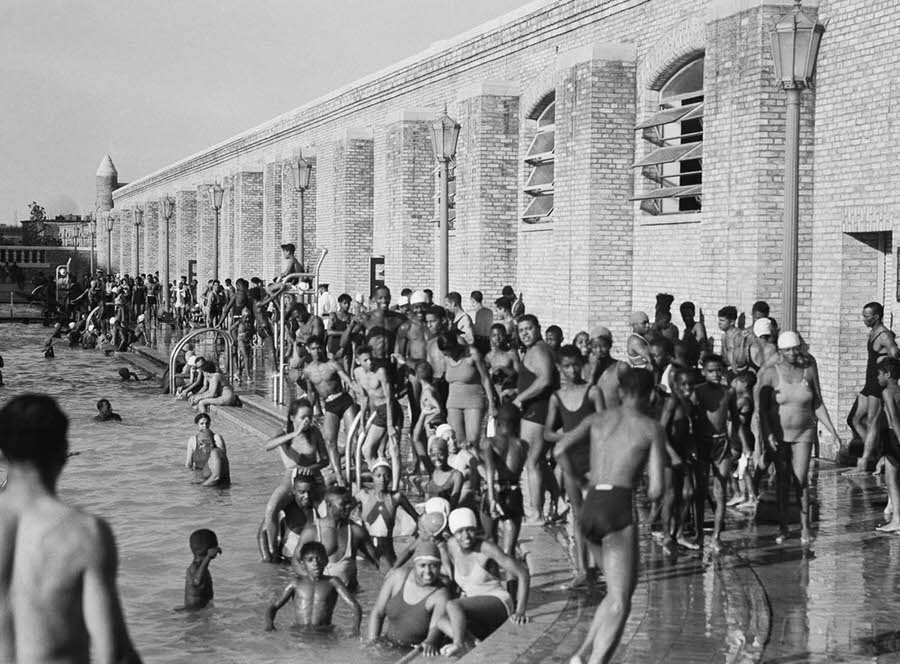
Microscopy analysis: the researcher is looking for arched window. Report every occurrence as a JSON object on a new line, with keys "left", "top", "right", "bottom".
{"left": 632, "top": 58, "right": 703, "bottom": 215}
{"left": 523, "top": 96, "right": 555, "bottom": 222}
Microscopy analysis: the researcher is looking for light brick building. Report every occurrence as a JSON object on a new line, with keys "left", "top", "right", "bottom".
{"left": 101, "top": 0, "right": 900, "bottom": 458}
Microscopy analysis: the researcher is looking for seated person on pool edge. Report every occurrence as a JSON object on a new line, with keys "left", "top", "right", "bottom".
{"left": 95, "top": 398, "right": 122, "bottom": 422}
{"left": 368, "top": 541, "right": 451, "bottom": 655}
{"left": 183, "top": 529, "right": 222, "bottom": 610}
{"left": 265, "top": 541, "right": 361, "bottom": 634}
{"left": 0, "top": 393, "right": 142, "bottom": 663}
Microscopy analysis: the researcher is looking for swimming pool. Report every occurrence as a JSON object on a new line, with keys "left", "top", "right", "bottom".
{"left": 0, "top": 323, "right": 403, "bottom": 663}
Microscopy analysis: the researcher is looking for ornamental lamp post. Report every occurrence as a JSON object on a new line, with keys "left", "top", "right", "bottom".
{"left": 290, "top": 152, "right": 313, "bottom": 270}
{"left": 105, "top": 213, "right": 115, "bottom": 274}
{"left": 161, "top": 194, "right": 175, "bottom": 313}
{"left": 133, "top": 206, "right": 144, "bottom": 276}
{"left": 87, "top": 219, "right": 97, "bottom": 275}
{"left": 770, "top": 0, "right": 825, "bottom": 331}
{"left": 430, "top": 107, "right": 460, "bottom": 304}
{"left": 208, "top": 183, "right": 224, "bottom": 281}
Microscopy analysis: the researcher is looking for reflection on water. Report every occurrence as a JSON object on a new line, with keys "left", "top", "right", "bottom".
{"left": 0, "top": 324, "right": 397, "bottom": 664}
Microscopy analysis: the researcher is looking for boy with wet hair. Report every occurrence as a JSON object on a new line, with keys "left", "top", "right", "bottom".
{"left": 693, "top": 354, "right": 745, "bottom": 551}
{"left": 184, "top": 529, "right": 222, "bottom": 609}
{"left": 481, "top": 403, "right": 528, "bottom": 556}
{"left": 95, "top": 398, "right": 122, "bottom": 422}
{"left": 265, "top": 541, "right": 361, "bottom": 633}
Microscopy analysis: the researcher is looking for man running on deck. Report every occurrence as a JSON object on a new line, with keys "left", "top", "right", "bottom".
{"left": 556, "top": 369, "right": 665, "bottom": 664}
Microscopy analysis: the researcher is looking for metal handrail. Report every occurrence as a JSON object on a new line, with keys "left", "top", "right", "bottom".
{"left": 272, "top": 248, "right": 328, "bottom": 405}
{"left": 168, "top": 327, "right": 235, "bottom": 393}
{"left": 344, "top": 410, "right": 364, "bottom": 488}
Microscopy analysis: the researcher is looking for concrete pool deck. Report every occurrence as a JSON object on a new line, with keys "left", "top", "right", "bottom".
{"left": 115, "top": 334, "right": 900, "bottom": 663}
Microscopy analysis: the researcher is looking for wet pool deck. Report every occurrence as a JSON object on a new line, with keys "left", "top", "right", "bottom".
{"left": 118, "top": 331, "right": 900, "bottom": 663}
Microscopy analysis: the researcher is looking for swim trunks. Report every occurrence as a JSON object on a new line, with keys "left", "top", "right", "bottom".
{"left": 697, "top": 433, "right": 731, "bottom": 465}
{"left": 481, "top": 483, "right": 525, "bottom": 521}
{"left": 579, "top": 485, "right": 633, "bottom": 545}
{"left": 324, "top": 392, "right": 354, "bottom": 418}
{"left": 373, "top": 401, "right": 404, "bottom": 429}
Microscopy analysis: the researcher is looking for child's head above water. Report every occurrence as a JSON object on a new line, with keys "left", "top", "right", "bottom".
{"left": 189, "top": 528, "right": 219, "bottom": 557}
{"left": 96, "top": 398, "right": 112, "bottom": 414}
{"left": 298, "top": 541, "right": 328, "bottom": 578}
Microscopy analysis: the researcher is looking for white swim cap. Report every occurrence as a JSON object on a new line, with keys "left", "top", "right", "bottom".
{"left": 777, "top": 331, "right": 802, "bottom": 350}
{"left": 137, "top": 314, "right": 145, "bottom": 322}
{"left": 370, "top": 458, "right": 392, "bottom": 473}
{"left": 753, "top": 317, "right": 773, "bottom": 337}
{"left": 448, "top": 508, "right": 478, "bottom": 534}
{"left": 88, "top": 325, "right": 95, "bottom": 332}
{"left": 410, "top": 290, "right": 428, "bottom": 305}
{"left": 109, "top": 317, "right": 117, "bottom": 324}
{"left": 185, "top": 354, "right": 196, "bottom": 365}
{"left": 399, "top": 295, "right": 410, "bottom": 306}
{"left": 68, "top": 322, "right": 76, "bottom": 329}
{"left": 424, "top": 497, "right": 451, "bottom": 517}
{"left": 436, "top": 423, "right": 454, "bottom": 440}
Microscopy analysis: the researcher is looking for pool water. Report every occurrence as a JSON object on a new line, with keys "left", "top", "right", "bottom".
{"left": 0, "top": 324, "right": 404, "bottom": 664}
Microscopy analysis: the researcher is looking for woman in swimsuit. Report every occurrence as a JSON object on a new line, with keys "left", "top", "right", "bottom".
{"left": 439, "top": 332, "right": 496, "bottom": 449}
{"left": 355, "top": 460, "right": 419, "bottom": 568}
{"left": 185, "top": 412, "right": 227, "bottom": 469}
{"left": 436, "top": 508, "right": 530, "bottom": 657}
{"left": 485, "top": 323, "right": 520, "bottom": 404}
{"left": 191, "top": 361, "right": 239, "bottom": 413}
{"left": 758, "top": 331, "right": 841, "bottom": 544}
{"left": 544, "top": 345, "right": 604, "bottom": 576}
{"left": 422, "top": 436, "right": 463, "bottom": 508}
{"left": 367, "top": 541, "right": 451, "bottom": 654}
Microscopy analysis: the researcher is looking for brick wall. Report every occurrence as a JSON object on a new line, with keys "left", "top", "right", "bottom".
{"left": 331, "top": 132, "right": 374, "bottom": 295}
{"left": 143, "top": 201, "right": 159, "bottom": 277}
{"left": 196, "top": 185, "right": 216, "bottom": 284}
{"left": 264, "top": 163, "right": 283, "bottom": 280}
{"left": 156, "top": 199, "right": 175, "bottom": 291}
{"left": 117, "top": 209, "right": 132, "bottom": 277}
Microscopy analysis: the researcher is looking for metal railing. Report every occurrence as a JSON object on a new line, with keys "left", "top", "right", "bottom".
{"left": 169, "top": 328, "right": 235, "bottom": 394}
{"left": 272, "top": 248, "right": 328, "bottom": 405}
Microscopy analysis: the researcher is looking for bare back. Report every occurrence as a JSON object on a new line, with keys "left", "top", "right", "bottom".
{"left": 0, "top": 491, "right": 137, "bottom": 663}
{"left": 586, "top": 408, "right": 665, "bottom": 490}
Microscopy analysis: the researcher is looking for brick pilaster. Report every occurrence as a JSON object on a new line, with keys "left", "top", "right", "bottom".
{"left": 382, "top": 110, "right": 435, "bottom": 292}
{"left": 264, "top": 163, "right": 283, "bottom": 280}
{"left": 117, "top": 208, "right": 132, "bottom": 277}
{"left": 221, "top": 176, "right": 235, "bottom": 281}
{"left": 174, "top": 191, "right": 197, "bottom": 281}
{"left": 331, "top": 129, "right": 374, "bottom": 295}
{"left": 143, "top": 201, "right": 159, "bottom": 277}
{"left": 234, "top": 171, "right": 264, "bottom": 279}
{"left": 196, "top": 185, "right": 217, "bottom": 284}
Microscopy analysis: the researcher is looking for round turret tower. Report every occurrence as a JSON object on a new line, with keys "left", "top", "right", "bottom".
{"left": 95, "top": 155, "right": 118, "bottom": 213}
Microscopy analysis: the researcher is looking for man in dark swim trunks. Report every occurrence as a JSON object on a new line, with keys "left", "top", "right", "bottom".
{"left": 851, "top": 302, "right": 899, "bottom": 472}
{"left": 555, "top": 369, "right": 665, "bottom": 664}
{"left": 512, "top": 314, "right": 557, "bottom": 522}
{"left": 303, "top": 336, "right": 358, "bottom": 485}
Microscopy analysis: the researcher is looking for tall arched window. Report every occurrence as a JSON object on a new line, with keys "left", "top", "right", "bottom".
{"left": 632, "top": 58, "right": 703, "bottom": 215}
{"left": 523, "top": 96, "right": 555, "bottom": 222}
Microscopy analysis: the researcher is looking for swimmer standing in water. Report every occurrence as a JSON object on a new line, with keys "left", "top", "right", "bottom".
{"left": 265, "top": 541, "right": 362, "bottom": 634}
{"left": 183, "top": 529, "right": 222, "bottom": 610}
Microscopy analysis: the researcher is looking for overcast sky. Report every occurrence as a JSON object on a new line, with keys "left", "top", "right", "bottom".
{"left": 0, "top": 0, "right": 529, "bottom": 224}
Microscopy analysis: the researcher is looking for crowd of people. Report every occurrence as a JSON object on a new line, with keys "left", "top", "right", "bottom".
{"left": 4, "top": 238, "right": 894, "bottom": 664}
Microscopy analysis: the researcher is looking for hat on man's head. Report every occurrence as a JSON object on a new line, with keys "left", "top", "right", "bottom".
{"left": 589, "top": 325, "right": 612, "bottom": 342}
{"left": 410, "top": 290, "right": 428, "bottom": 305}
{"left": 753, "top": 317, "right": 773, "bottom": 338}
{"left": 629, "top": 311, "right": 649, "bottom": 325}
{"left": 448, "top": 508, "right": 478, "bottom": 534}
{"left": 777, "top": 331, "right": 802, "bottom": 350}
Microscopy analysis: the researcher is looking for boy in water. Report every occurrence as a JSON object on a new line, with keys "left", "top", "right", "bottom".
{"left": 693, "top": 354, "right": 745, "bottom": 551}
{"left": 482, "top": 404, "right": 528, "bottom": 556}
{"left": 94, "top": 398, "right": 122, "bottom": 422}
{"left": 355, "top": 459, "right": 420, "bottom": 568}
{"left": 265, "top": 541, "right": 361, "bottom": 634}
{"left": 184, "top": 529, "right": 222, "bottom": 609}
